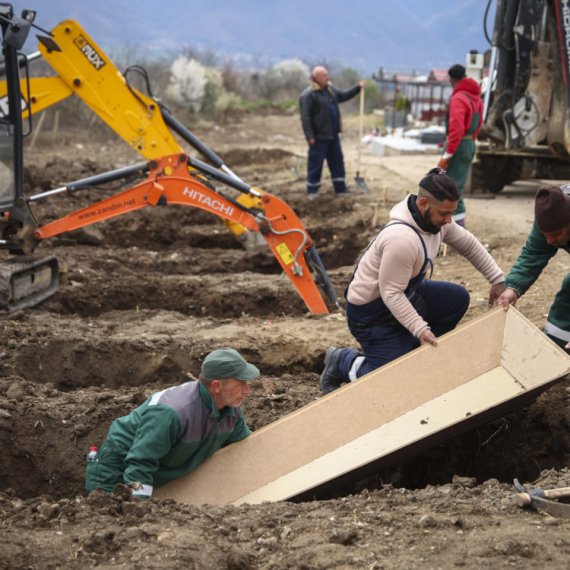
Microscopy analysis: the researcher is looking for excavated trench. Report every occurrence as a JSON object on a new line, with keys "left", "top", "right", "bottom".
{"left": 2, "top": 269, "right": 566, "bottom": 499}
{"left": 42, "top": 269, "right": 314, "bottom": 318}
{"left": 349, "top": 386, "right": 570, "bottom": 494}
{"left": 1, "top": 363, "right": 568, "bottom": 502}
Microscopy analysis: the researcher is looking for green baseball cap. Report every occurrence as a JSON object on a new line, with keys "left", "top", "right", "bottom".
{"left": 201, "top": 348, "right": 260, "bottom": 382}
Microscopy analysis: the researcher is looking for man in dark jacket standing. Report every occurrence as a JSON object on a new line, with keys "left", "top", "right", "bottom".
{"left": 299, "top": 66, "right": 365, "bottom": 199}
{"left": 437, "top": 64, "right": 483, "bottom": 227}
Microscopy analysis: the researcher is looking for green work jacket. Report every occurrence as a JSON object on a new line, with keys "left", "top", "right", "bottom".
{"left": 504, "top": 220, "right": 570, "bottom": 339}
{"left": 504, "top": 220, "right": 569, "bottom": 296}
{"left": 104, "top": 381, "right": 251, "bottom": 490}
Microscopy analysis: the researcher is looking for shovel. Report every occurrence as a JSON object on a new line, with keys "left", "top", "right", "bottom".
{"left": 354, "top": 87, "right": 369, "bottom": 194}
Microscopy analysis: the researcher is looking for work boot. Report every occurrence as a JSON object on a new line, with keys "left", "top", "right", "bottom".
{"left": 320, "top": 347, "right": 343, "bottom": 394}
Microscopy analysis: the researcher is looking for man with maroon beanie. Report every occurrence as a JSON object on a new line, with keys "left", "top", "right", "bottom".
{"left": 497, "top": 184, "right": 570, "bottom": 352}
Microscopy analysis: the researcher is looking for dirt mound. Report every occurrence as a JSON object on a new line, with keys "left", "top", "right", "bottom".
{"left": 5, "top": 477, "right": 559, "bottom": 570}
{"left": 2, "top": 368, "right": 570, "bottom": 569}
{"left": 221, "top": 147, "right": 297, "bottom": 168}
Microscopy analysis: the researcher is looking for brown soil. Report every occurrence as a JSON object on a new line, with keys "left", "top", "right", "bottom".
{"left": 2, "top": 113, "right": 570, "bottom": 569}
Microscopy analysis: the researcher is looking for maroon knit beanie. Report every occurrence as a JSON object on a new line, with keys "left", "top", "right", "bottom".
{"left": 534, "top": 185, "right": 570, "bottom": 232}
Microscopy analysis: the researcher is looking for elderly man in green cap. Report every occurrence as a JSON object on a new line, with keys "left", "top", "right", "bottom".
{"left": 86, "top": 348, "right": 259, "bottom": 497}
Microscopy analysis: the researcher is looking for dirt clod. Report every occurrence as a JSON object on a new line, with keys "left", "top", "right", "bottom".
{"left": 6, "top": 383, "right": 23, "bottom": 401}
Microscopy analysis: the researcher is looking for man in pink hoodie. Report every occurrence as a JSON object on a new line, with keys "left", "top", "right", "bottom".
{"left": 437, "top": 64, "right": 484, "bottom": 227}
{"left": 320, "top": 168, "right": 505, "bottom": 394}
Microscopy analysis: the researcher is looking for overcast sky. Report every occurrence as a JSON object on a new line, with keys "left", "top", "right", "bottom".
{"left": 24, "top": 0, "right": 496, "bottom": 71}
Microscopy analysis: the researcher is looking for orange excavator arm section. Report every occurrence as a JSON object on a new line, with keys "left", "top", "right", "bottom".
{"left": 33, "top": 155, "right": 329, "bottom": 314}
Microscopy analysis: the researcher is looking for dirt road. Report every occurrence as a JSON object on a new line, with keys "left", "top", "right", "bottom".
{"left": 1, "top": 113, "right": 570, "bottom": 569}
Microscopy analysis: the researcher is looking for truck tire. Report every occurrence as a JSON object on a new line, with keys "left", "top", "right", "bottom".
{"left": 471, "top": 156, "right": 522, "bottom": 194}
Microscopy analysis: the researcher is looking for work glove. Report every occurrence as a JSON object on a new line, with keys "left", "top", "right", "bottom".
{"left": 438, "top": 156, "right": 451, "bottom": 170}
{"left": 129, "top": 481, "right": 152, "bottom": 499}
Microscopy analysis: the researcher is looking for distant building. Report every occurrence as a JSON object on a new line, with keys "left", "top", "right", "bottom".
{"left": 373, "top": 66, "right": 453, "bottom": 125}
{"left": 428, "top": 69, "right": 449, "bottom": 83}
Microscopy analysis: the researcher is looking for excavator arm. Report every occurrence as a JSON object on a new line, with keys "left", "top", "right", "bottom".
{"left": 0, "top": 20, "right": 266, "bottom": 247}
{"left": 35, "top": 21, "right": 183, "bottom": 158}
{"left": 0, "top": 76, "right": 73, "bottom": 115}
{"left": 2, "top": 154, "right": 338, "bottom": 314}
{"left": 9, "top": 20, "right": 266, "bottom": 248}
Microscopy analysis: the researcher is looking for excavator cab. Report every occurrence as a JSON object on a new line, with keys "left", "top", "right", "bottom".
{"left": 0, "top": 98, "right": 16, "bottom": 211}
{"left": 0, "top": 4, "right": 28, "bottom": 211}
{"left": 0, "top": 5, "right": 59, "bottom": 310}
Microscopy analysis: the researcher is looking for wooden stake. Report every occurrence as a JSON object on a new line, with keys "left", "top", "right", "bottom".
{"left": 370, "top": 203, "right": 378, "bottom": 228}
{"left": 87, "top": 110, "right": 98, "bottom": 129}
{"left": 383, "top": 184, "right": 388, "bottom": 206}
{"left": 52, "top": 110, "right": 60, "bottom": 139}
{"left": 30, "top": 111, "right": 46, "bottom": 149}
{"left": 357, "top": 88, "right": 364, "bottom": 175}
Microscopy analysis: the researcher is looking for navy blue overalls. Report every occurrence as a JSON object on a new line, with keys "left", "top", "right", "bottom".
{"left": 335, "top": 222, "right": 470, "bottom": 382}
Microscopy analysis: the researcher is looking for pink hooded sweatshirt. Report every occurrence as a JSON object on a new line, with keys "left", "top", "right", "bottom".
{"left": 346, "top": 196, "right": 504, "bottom": 338}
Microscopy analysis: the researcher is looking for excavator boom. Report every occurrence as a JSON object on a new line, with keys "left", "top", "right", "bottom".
{"left": 35, "top": 21, "right": 182, "bottom": 158}
{"left": 26, "top": 154, "right": 333, "bottom": 314}
{"left": 21, "top": 19, "right": 272, "bottom": 248}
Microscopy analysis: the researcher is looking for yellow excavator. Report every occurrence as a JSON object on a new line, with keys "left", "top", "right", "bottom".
{"left": 0, "top": 9, "right": 339, "bottom": 314}
{"left": 0, "top": 18, "right": 267, "bottom": 251}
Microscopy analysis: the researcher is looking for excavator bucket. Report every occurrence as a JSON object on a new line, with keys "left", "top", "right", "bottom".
{"left": 0, "top": 254, "right": 59, "bottom": 311}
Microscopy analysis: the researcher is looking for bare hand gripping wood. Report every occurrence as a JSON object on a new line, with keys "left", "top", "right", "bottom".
{"left": 154, "top": 308, "right": 570, "bottom": 506}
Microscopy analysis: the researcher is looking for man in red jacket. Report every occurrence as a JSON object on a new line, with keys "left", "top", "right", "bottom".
{"left": 437, "top": 64, "right": 483, "bottom": 227}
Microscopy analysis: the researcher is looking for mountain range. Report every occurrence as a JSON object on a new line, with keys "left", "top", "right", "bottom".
{"left": 27, "top": 0, "right": 495, "bottom": 72}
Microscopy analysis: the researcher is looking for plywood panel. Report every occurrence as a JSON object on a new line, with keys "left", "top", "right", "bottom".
{"left": 155, "top": 309, "right": 505, "bottom": 504}
{"left": 501, "top": 309, "right": 570, "bottom": 388}
{"left": 234, "top": 366, "right": 519, "bottom": 504}
{"left": 154, "top": 308, "right": 570, "bottom": 506}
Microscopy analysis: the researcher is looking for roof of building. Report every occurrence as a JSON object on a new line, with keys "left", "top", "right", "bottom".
{"left": 428, "top": 69, "right": 448, "bottom": 82}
